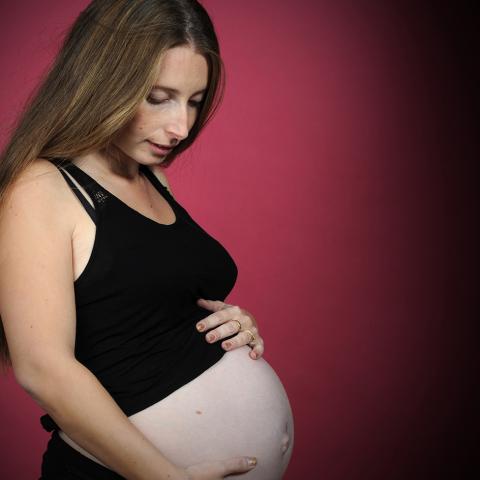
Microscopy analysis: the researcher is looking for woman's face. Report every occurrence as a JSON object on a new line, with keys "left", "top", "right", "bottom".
{"left": 114, "top": 44, "right": 208, "bottom": 165}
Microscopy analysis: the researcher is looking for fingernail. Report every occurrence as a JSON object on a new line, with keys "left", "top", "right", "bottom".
{"left": 196, "top": 323, "right": 204, "bottom": 331}
{"left": 224, "top": 342, "right": 231, "bottom": 349}
{"left": 247, "top": 457, "right": 257, "bottom": 467}
{"left": 207, "top": 334, "right": 215, "bottom": 342}
{"left": 251, "top": 352, "right": 257, "bottom": 359}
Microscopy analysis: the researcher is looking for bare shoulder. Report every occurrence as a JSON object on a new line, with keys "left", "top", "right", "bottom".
{"left": 6, "top": 158, "right": 73, "bottom": 205}
{"left": 148, "top": 164, "right": 174, "bottom": 198}
{"left": 0, "top": 159, "right": 74, "bottom": 253}
{"left": 11, "top": 158, "right": 62, "bottom": 186}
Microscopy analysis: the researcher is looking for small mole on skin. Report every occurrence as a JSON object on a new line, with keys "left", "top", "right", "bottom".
{"left": 195, "top": 410, "right": 203, "bottom": 415}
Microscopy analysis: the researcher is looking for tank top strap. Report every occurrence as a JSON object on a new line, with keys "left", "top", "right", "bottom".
{"left": 53, "top": 156, "right": 111, "bottom": 197}
{"left": 59, "top": 159, "right": 110, "bottom": 202}
{"left": 139, "top": 164, "right": 172, "bottom": 198}
{"left": 139, "top": 164, "right": 196, "bottom": 227}
{"left": 49, "top": 158, "right": 97, "bottom": 224}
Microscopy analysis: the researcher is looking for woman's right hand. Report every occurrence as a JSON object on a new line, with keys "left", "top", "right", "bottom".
{"left": 178, "top": 456, "right": 258, "bottom": 479}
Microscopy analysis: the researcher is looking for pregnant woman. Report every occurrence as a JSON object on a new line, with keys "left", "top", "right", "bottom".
{"left": 0, "top": 1, "right": 294, "bottom": 479}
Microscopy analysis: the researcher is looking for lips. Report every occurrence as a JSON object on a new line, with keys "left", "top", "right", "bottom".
{"left": 151, "top": 141, "right": 172, "bottom": 149}
{"left": 148, "top": 141, "right": 173, "bottom": 155}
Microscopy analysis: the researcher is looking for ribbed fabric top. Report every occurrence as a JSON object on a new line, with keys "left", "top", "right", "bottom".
{"left": 40, "top": 158, "right": 238, "bottom": 432}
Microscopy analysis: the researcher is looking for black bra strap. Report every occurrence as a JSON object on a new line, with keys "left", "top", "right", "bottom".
{"left": 51, "top": 161, "right": 97, "bottom": 224}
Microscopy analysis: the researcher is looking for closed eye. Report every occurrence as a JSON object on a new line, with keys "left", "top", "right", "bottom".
{"left": 147, "top": 96, "right": 203, "bottom": 109}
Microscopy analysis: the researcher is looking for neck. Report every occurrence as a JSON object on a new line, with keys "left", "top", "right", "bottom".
{"left": 75, "top": 147, "right": 141, "bottom": 183}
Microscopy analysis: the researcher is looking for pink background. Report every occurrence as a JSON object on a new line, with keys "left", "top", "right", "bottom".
{"left": 0, "top": 1, "right": 477, "bottom": 479}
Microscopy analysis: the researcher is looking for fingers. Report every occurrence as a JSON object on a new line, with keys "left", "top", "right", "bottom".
{"left": 202, "top": 304, "right": 243, "bottom": 329}
{"left": 222, "top": 456, "right": 258, "bottom": 474}
{"left": 186, "top": 456, "right": 257, "bottom": 479}
{"left": 202, "top": 319, "right": 244, "bottom": 346}
{"left": 220, "top": 326, "right": 259, "bottom": 351}
{"left": 196, "top": 298, "right": 231, "bottom": 312}
{"left": 195, "top": 299, "right": 265, "bottom": 358}
{"left": 196, "top": 305, "right": 244, "bottom": 332}
{"left": 250, "top": 338, "right": 265, "bottom": 360}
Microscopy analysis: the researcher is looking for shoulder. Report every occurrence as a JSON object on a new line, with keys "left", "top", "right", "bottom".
{"left": 9, "top": 158, "right": 68, "bottom": 194}
{"left": 1, "top": 159, "right": 74, "bottom": 237}
{"left": 147, "top": 164, "right": 174, "bottom": 198}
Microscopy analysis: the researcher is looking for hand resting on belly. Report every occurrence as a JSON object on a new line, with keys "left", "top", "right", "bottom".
{"left": 59, "top": 346, "right": 294, "bottom": 479}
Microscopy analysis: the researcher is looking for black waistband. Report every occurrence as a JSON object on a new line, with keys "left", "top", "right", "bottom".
{"left": 40, "top": 414, "right": 60, "bottom": 432}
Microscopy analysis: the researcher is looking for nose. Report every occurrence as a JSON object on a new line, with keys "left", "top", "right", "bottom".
{"left": 165, "top": 104, "right": 190, "bottom": 143}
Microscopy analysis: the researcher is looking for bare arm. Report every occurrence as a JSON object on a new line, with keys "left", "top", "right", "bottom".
{"left": 25, "top": 356, "right": 182, "bottom": 479}
{"left": 0, "top": 161, "right": 185, "bottom": 480}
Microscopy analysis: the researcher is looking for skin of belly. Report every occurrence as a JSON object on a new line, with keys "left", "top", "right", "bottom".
{"left": 58, "top": 346, "right": 294, "bottom": 479}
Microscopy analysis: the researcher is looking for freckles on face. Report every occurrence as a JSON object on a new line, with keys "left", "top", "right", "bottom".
{"left": 124, "top": 108, "right": 151, "bottom": 141}
{"left": 113, "top": 45, "right": 208, "bottom": 161}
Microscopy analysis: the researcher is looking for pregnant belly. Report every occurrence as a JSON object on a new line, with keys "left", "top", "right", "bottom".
{"left": 59, "top": 346, "right": 294, "bottom": 479}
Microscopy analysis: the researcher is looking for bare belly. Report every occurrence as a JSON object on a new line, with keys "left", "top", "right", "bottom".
{"left": 58, "top": 346, "right": 294, "bottom": 479}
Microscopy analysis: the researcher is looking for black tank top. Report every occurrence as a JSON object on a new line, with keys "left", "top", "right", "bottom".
{"left": 40, "top": 158, "right": 238, "bottom": 432}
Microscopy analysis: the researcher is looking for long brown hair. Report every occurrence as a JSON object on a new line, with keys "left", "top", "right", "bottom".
{"left": 0, "top": 0, "right": 225, "bottom": 371}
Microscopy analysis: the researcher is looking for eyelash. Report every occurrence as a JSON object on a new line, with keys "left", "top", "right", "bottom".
{"left": 147, "top": 96, "right": 202, "bottom": 109}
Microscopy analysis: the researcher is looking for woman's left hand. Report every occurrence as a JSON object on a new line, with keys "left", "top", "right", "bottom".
{"left": 195, "top": 298, "right": 265, "bottom": 360}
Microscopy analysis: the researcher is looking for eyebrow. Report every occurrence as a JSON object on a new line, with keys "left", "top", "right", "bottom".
{"left": 151, "top": 85, "right": 207, "bottom": 96}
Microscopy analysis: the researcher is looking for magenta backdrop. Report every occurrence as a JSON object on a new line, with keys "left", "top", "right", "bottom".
{"left": 0, "top": 1, "right": 477, "bottom": 479}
